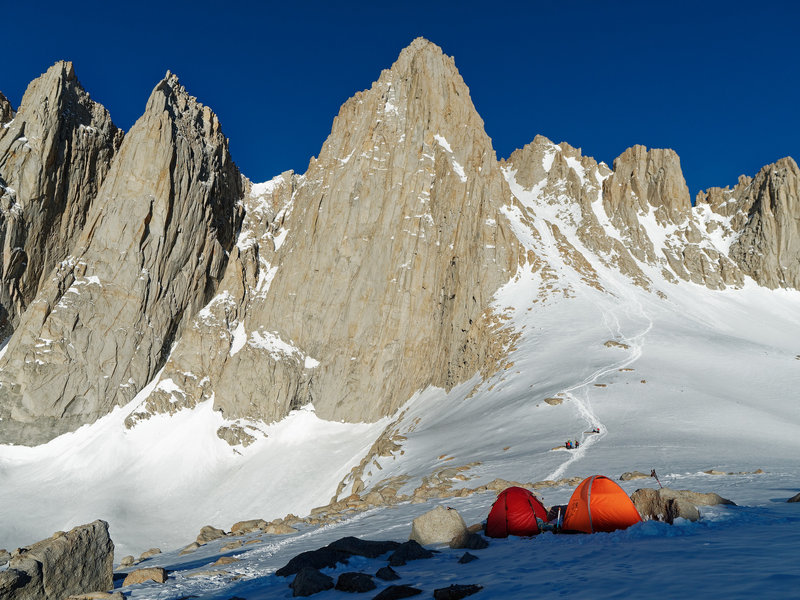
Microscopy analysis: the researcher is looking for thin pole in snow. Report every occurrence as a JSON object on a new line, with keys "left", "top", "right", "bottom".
{"left": 651, "top": 469, "right": 663, "bottom": 488}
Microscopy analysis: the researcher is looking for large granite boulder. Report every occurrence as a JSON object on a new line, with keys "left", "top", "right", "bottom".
{"left": 409, "top": 505, "right": 467, "bottom": 546}
{"left": 631, "top": 487, "right": 735, "bottom": 523}
{"left": 0, "top": 520, "right": 113, "bottom": 600}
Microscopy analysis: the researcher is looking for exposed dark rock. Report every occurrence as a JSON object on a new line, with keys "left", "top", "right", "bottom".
{"left": 433, "top": 584, "right": 483, "bottom": 599}
{"left": 328, "top": 536, "right": 401, "bottom": 558}
{"left": 375, "top": 566, "right": 401, "bottom": 581}
{"left": 276, "top": 548, "right": 351, "bottom": 577}
{"left": 388, "top": 540, "right": 435, "bottom": 567}
{"left": 458, "top": 552, "right": 479, "bottom": 564}
{"left": 290, "top": 567, "right": 334, "bottom": 597}
{"left": 336, "top": 572, "right": 377, "bottom": 593}
{"left": 278, "top": 536, "right": 403, "bottom": 577}
{"left": 450, "top": 533, "right": 488, "bottom": 550}
{"left": 788, "top": 492, "right": 800, "bottom": 503}
{"left": 372, "top": 584, "right": 423, "bottom": 599}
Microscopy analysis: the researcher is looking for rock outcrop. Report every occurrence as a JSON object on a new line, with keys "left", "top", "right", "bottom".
{"left": 0, "top": 91, "right": 12, "bottom": 124}
{"left": 409, "top": 505, "right": 467, "bottom": 546}
{"left": 0, "top": 520, "right": 113, "bottom": 600}
{"left": 630, "top": 487, "right": 735, "bottom": 523}
{"left": 0, "top": 71, "right": 242, "bottom": 445}
{"left": 121, "top": 567, "right": 167, "bottom": 586}
{"left": 128, "top": 37, "right": 520, "bottom": 430}
{"left": 698, "top": 157, "right": 800, "bottom": 289}
{"left": 0, "top": 62, "right": 123, "bottom": 340}
{"left": 504, "top": 138, "right": 745, "bottom": 292}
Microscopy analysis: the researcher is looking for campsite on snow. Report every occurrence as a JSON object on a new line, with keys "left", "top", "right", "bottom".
{"left": 1, "top": 8, "right": 800, "bottom": 599}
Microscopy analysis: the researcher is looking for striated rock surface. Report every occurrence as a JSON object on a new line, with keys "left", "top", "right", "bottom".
{"left": 502, "top": 136, "right": 649, "bottom": 292}
{"left": 0, "top": 71, "right": 242, "bottom": 445}
{"left": 129, "top": 37, "right": 520, "bottom": 430}
{"left": 0, "top": 62, "right": 123, "bottom": 340}
{"left": 698, "top": 157, "right": 800, "bottom": 289}
{"left": 0, "top": 91, "right": 12, "bottom": 124}
{"left": 1, "top": 520, "right": 113, "bottom": 600}
{"left": 504, "top": 138, "right": 745, "bottom": 291}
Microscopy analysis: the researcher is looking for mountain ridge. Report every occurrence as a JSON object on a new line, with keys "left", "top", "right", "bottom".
{"left": 0, "top": 38, "right": 797, "bottom": 448}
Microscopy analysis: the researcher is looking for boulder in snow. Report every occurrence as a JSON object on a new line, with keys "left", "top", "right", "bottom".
{"left": 290, "top": 567, "right": 334, "bottom": 597}
{"left": 388, "top": 540, "right": 436, "bottom": 566}
{"left": 230, "top": 519, "right": 268, "bottom": 534}
{"left": 409, "top": 505, "right": 467, "bottom": 546}
{"left": 335, "top": 572, "right": 376, "bottom": 592}
{"left": 1, "top": 520, "right": 113, "bottom": 600}
{"left": 139, "top": 547, "right": 161, "bottom": 560}
{"left": 376, "top": 565, "right": 401, "bottom": 581}
{"left": 433, "top": 583, "right": 484, "bottom": 599}
{"left": 122, "top": 567, "right": 168, "bottom": 586}
{"left": 196, "top": 525, "right": 226, "bottom": 545}
{"left": 631, "top": 487, "right": 734, "bottom": 523}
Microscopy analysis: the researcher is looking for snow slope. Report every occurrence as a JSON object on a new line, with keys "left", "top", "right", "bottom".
{"left": 110, "top": 477, "right": 800, "bottom": 600}
{"left": 2, "top": 150, "right": 800, "bottom": 597}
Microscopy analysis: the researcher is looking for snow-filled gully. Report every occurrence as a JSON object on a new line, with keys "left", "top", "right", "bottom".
{"left": 546, "top": 290, "right": 653, "bottom": 480}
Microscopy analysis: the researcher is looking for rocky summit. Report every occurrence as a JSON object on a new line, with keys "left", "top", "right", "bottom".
{"left": 0, "top": 37, "right": 798, "bottom": 446}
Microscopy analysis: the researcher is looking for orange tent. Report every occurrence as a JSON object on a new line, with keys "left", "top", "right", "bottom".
{"left": 562, "top": 475, "right": 642, "bottom": 533}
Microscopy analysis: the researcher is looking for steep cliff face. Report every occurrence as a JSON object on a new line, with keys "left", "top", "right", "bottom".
{"left": 602, "top": 145, "right": 743, "bottom": 289}
{"left": 0, "top": 91, "right": 12, "bottom": 124}
{"left": 128, "top": 38, "right": 521, "bottom": 433}
{"left": 0, "top": 72, "right": 242, "bottom": 445}
{"left": 698, "top": 157, "right": 800, "bottom": 289}
{"left": 504, "top": 138, "right": 745, "bottom": 292}
{"left": 0, "top": 62, "right": 123, "bottom": 339}
{"left": 502, "top": 136, "right": 651, "bottom": 292}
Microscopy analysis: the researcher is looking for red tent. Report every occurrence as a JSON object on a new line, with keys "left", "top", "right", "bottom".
{"left": 485, "top": 486, "right": 548, "bottom": 537}
{"left": 562, "top": 475, "right": 642, "bottom": 533}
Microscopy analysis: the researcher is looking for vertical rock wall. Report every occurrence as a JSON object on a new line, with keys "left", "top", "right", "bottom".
{"left": 0, "top": 72, "right": 242, "bottom": 445}
{"left": 0, "top": 62, "right": 123, "bottom": 339}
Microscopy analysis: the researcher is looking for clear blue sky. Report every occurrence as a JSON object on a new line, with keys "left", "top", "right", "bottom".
{"left": 3, "top": 0, "right": 798, "bottom": 198}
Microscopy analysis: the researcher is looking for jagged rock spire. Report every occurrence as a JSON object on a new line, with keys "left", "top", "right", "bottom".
{"left": 0, "top": 61, "right": 123, "bottom": 339}
{"left": 700, "top": 157, "right": 800, "bottom": 289}
{"left": 127, "top": 37, "right": 521, "bottom": 433}
{"left": 0, "top": 69, "right": 243, "bottom": 445}
{"left": 0, "top": 91, "right": 12, "bottom": 124}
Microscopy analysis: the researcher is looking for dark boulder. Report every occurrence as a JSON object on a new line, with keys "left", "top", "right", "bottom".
{"left": 328, "top": 537, "right": 401, "bottom": 558}
{"left": 372, "top": 584, "right": 423, "bottom": 599}
{"left": 388, "top": 540, "right": 435, "bottom": 566}
{"left": 276, "top": 548, "right": 351, "bottom": 577}
{"left": 452, "top": 533, "right": 488, "bottom": 550}
{"left": 376, "top": 565, "right": 401, "bottom": 581}
{"left": 433, "top": 584, "right": 483, "bottom": 599}
{"left": 458, "top": 552, "right": 479, "bottom": 564}
{"left": 336, "top": 572, "right": 377, "bottom": 593}
{"left": 278, "top": 536, "right": 402, "bottom": 576}
{"left": 290, "top": 567, "right": 334, "bottom": 597}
